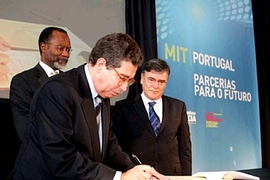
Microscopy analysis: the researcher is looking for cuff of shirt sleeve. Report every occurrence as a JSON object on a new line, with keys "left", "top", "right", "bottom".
{"left": 113, "top": 171, "right": 122, "bottom": 180}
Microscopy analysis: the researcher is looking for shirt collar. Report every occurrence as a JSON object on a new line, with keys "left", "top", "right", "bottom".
{"left": 141, "top": 92, "right": 162, "bottom": 106}
{"left": 39, "top": 60, "right": 57, "bottom": 77}
{"left": 84, "top": 64, "right": 98, "bottom": 100}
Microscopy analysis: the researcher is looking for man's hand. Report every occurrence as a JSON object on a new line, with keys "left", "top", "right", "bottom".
{"left": 121, "top": 165, "right": 171, "bottom": 180}
{"left": 148, "top": 167, "right": 171, "bottom": 180}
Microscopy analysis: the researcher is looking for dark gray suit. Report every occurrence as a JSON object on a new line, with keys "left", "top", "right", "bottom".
{"left": 112, "top": 95, "right": 192, "bottom": 176}
{"left": 10, "top": 63, "right": 49, "bottom": 141}
{"left": 9, "top": 64, "right": 134, "bottom": 180}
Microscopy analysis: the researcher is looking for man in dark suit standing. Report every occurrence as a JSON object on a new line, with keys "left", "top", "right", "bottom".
{"left": 112, "top": 58, "right": 192, "bottom": 176}
{"left": 10, "top": 27, "right": 71, "bottom": 141}
{"left": 9, "top": 33, "right": 169, "bottom": 180}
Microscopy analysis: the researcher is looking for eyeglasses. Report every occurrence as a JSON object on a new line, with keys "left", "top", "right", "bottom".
{"left": 47, "top": 43, "right": 72, "bottom": 54}
{"left": 109, "top": 66, "right": 136, "bottom": 86}
{"left": 145, "top": 76, "right": 167, "bottom": 86}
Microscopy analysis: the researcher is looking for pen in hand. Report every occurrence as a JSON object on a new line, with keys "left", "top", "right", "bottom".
{"left": 132, "top": 154, "right": 169, "bottom": 180}
{"left": 132, "top": 154, "right": 142, "bottom": 164}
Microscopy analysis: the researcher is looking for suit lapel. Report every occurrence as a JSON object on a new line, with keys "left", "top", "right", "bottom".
{"left": 34, "top": 63, "right": 49, "bottom": 85}
{"left": 160, "top": 96, "right": 170, "bottom": 133}
{"left": 76, "top": 65, "right": 101, "bottom": 161}
{"left": 81, "top": 95, "right": 101, "bottom": 162}
{"left": 132, "top": 95, "right": 157, "bottom": 137}
{"left": 132, "top": 95, "right": 171, "bottom": 136}
{"left": 37, "top": 73, "right": 49, "bottom": 85}
{"left": 100, "top": 98, "right": 110, "bottom": 160}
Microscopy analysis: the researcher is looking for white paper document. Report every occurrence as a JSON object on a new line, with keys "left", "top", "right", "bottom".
{"left": 192, "top": 171, "right": 260, "bottom": 180}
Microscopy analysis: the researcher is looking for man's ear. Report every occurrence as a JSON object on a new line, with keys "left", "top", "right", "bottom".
{"left": 40, "top": 42, "right": 47, "bottom": 53}
{"left": 140, "top": 73, "right": 144, "bottom": 84}
{"left": 96, "top": 58, "right": 106, "bottom": 67}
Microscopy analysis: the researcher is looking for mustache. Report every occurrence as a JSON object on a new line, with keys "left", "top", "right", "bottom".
{"left": 58, "top": 57, "right": 69, "bottom": 61}
{"left": 54, "top": 58, "right": 68, "bottom": 69}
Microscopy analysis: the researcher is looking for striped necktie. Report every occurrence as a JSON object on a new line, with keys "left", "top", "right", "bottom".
{"left": 95, "top": 96, "right": 102, "bottom": 125}
{"left": 149, "top": 102, "right": 161, "bottom": 136}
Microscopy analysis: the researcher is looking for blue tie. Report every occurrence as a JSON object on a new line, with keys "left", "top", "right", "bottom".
{"left": 149, "top": 102, "right": 161, "bottom": 136}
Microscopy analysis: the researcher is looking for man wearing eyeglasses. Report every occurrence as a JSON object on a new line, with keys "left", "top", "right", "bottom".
{"left": 10, "top": 27, "right": 71, "bottom": 142}
{"left": 112, "top": 58, "right": 192, "bottom": 176}
{"left": 9, "top": 33, "right": 170, "bottom": 180}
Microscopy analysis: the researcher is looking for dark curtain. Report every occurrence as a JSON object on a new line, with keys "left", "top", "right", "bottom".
{"left": 252, "top": 0, "right": 270, "bottom": 168}
{"left": 125, "top": 0, "right": 157, "bottom": 99}
{"left": 126, "top": 0, "right": 270, "bottom": 168}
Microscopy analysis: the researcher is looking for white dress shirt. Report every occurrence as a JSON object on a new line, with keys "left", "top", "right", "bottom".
{"left": 141, "top": 92, "right": 163, "bottom": 123}
{"left": 39, "top": 60, "right": 59, "bottom": 77}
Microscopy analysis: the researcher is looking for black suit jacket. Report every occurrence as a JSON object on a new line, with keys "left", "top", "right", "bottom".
{"left": 112, "top": 94, "right": 192, "bottom": 175}
{"left": 10, "top": 63, "right": 49, "bottom": 141}
{"left": 9, "top": 64, "right": 134, "bottom": 180}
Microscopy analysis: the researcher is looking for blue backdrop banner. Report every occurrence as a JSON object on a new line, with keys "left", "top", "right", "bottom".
{"left": 155, "top": 0, "right": 261, "bottom": 173}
